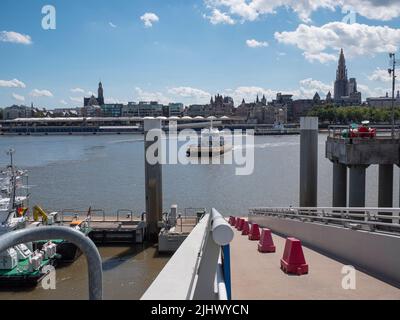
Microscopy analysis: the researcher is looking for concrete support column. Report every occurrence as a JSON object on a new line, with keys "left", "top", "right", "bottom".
{"left": 144, "top": 119, "right": 163, "bottom": 242}
{"left": 300, "top": 117, "right": 318, "bottom": 207}
{"left": 332, "top": 162, "right": 347, "bottom": 207}
{"left": 349, "top": 165, "right": 367, "bottom": 207}
{"left": 378, "top": 164, "right": 393, "bottom": 208}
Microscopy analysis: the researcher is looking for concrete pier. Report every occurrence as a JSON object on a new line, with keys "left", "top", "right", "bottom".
{"left": 349, "top": 165, "right": 367, "bottom": 207}
{"left": 332, "top": 162, "right": 347, "bottom": 207}
{"left": 378, "top": 164, "right": 394, "bottom": 208}
{"left": 300, "top": 117, "right": 318, "bottom": 207}
{"left": 144, "top": 119, "right": 163, "bottom": 242}
{"left": 326, "top": 128, "right": 400, "bottom": 208}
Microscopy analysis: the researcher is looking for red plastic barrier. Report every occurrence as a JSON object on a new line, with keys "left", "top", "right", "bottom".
{"left": 241, "top": 221, "right": 250, "bottom": 236}
{"left": 237, "top": 219, "right": 245, "bottom": 231}
{"left": 235, "top": 218, "right": 241, "bottom": 229}
{"left": 229, "top": 216, "right": 236, "bottom": 226}
{"left": 258, "top": 228, "right": 276, "bottom": 253}
{"left": 280, "top": 237, "right": 309, "bottom": 275}
{"left": 248, "top": 223, "right": 261, "bottom": 241}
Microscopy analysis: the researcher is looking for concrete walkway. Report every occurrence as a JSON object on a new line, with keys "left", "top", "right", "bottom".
{"left": 230, "top": 226, "right": 400, "bottom": 300}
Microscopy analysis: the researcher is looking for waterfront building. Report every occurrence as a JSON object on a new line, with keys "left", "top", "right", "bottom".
{"left": 3, "top": 105, "right": 33, "bottom": 120}
{"left": 367, "top": 91, "right": 400, "bottom": 108}
{"left": 164, "top": 103, "right": 184, "bottom": 117}
{"left": 84, "top": 82, "right": 105, "bottom": 107}
{"left": 101, "top": 104, "right": 123, "bottom": 117}
{"left": 81, "top": 105, "right": 102, "bottom": 117}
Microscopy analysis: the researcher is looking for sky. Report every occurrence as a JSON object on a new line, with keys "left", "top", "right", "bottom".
{"left": 0, "top": 0, "right": 400, "bottom": 109}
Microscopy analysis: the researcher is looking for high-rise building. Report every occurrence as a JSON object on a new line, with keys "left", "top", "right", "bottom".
{"left": 97, "top": 82, "right": 104, "bottom": 106}
{"left": 334, "top": 49, "right": 349, "bottom": 102}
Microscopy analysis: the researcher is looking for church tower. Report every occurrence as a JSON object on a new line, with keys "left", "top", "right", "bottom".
{"left": 334, "top": 49, "right": 349, "bottom": 102}
{"left": 97, "top": 82, "right": 104, "bottom": 105}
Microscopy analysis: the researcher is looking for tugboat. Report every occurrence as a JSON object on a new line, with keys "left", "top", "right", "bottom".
{"left": 186, "top": 118, "right": 232, "bottom": 157}
{"left": 0, "top": 149, "right": 57, "bottom": 287}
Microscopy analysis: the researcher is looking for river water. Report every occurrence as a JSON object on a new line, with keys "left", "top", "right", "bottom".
{"left": 0, "top": 134, "right": 398, "bottom": 299}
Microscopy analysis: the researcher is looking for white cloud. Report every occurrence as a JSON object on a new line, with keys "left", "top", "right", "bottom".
{"left": 275, "top": 22, "right": 400, "bottom": 63}
{"left": 105, "top": 98, "right": 128, "bottom": 104}
{"left": 204, "top": 9, "right": 235, "bottom": 25}
{"left": 246, "top": 39, "right": 269, "bottom": 48}
{"left": 60, "top": 100, "right": 68, "bottom": 105}
{"left": 297, "top": 78, "right": 333, "bottom": 98}
{"left": 303, "top": 52, "right": 337, "bottom": 63}
{"left": 70, "top": 88, "right": 85, "bottom": 93}
{"left": 0, "top": 31, "right": 32, "bottom": 45}
{"left": 135, "top": 87, "right": 170, "bottom": 104}
{"left": 367, "top": 68, "right": 392, "bottom": 82}
{"left": 30, "top": 89, "right": 53, "bottom": 98}
{"left": 0, "top": 79, "right": 26, "bottom": 88}
{"left": 168, "top": 87, "right": 211, "bottom": 102}
{"left": 12, "top": 93, "right": 25, "bottom": 102}
{"left": 140, "top": 13, "right": 159, "bottom": 28}
{"left": 204, "top": 0, "right": 400, "bottom": 23}
{"left": 70, "top": 97, "right": 83, "bottom": 103}
{"left": 358, "top": 84, "right": 388, "bottom": 98}
{"left": 109, "top": 22, "right": 117, "bottom": 28}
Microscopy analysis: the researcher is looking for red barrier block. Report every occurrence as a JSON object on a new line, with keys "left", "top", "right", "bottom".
{"left": 280, "top": 237, "right": 309, "bottom": 275}
{"left": 229, "top": 216, "right": 236, "bottom": 226}
{"left": 241, "top": 221, "right": 250, "bottom": 236}
{"left": 248, "top": 223, "right": 261, "bottom": 241}
{"left": 258, "top": 229, "right": 276, "bottom": 253}
{"left": 237, "top": 219, "right": 245, "bottom": 231}
{"left": 235, "top": 218, "right": 241, "bottom": 229}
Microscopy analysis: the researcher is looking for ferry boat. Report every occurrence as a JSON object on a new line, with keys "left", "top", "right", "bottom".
{"left": 186, "top": 127, "right": 232, "bottom": 157}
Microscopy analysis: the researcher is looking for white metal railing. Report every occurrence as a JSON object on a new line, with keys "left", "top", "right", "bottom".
{"left": 141, "top": 208, "right": 234, "bottom": 300}
{"left": 328, "top": 125, "right": 400, "bottom": 140}
{"left": 249, "top": 207, "right": 400, "bottom": 232}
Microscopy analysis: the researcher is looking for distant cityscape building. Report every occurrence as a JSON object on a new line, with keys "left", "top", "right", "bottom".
{"left": 333, "top": 49, "right": 362, "bottom": 105}
{"left": 367, "top": 91, "right": 400, "bottom": 108}
{"left": 3, "top": 105, "right": 33, "bottom": 120}
{"left": 84, "top": 82, "right": 105, "bottom": 107}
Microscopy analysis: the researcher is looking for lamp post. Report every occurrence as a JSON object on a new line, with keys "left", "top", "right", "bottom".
{"left": 389, "top": 53, "right": 397, "bottom": 138}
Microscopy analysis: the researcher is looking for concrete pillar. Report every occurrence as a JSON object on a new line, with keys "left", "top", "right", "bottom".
{"left": 348, "top": 165, "right": 367, "bottom": 207}
{"left": 378, "top": 164, "right": 393, "bottom": 208}
{"left": 332, "top": 162, "right": 347, "bottom": 207}
{"left": 144, "top": 119, "right": 163, "bottom": 242}
{"left": 300, "top": 117, "right": 318, "bottom": 207}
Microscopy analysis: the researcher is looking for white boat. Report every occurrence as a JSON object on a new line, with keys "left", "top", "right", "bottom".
{"left": 186, "top": 127, "right": 232, "bottom": 157}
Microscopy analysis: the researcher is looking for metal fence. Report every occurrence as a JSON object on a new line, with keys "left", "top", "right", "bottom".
{"left": 249, "top": 207, "right": 400, "bottom": 232}
{"left": 328, "top": 125, "right": 400, "bottom": 140}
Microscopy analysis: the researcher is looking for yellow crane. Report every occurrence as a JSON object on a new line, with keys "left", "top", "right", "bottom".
{"left": 33, "top": 205, "right": 49, "bottom": 224}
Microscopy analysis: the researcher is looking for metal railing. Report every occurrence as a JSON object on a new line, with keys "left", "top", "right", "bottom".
{"left": 142, "top": 208, "right": 234, "bottom": 300}
{"left": 249, "top": 207, "right": 400, "bottom": 232}
{"left": 59, "top": 208, "right": 137, "bottom": 224}
{"left": 328, "top": 125, "right": 400, "bottom": 140}
{"left": 0, "top": 227, "right": 102, "bottom": 300}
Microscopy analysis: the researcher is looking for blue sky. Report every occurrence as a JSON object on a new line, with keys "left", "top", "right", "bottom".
{"left": 0, "top": 0, "right": 400, "bottom": 109}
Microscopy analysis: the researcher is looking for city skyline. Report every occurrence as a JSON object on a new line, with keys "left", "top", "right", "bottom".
{"left": 1, "top": 0, "right": 400, "bottom": 109}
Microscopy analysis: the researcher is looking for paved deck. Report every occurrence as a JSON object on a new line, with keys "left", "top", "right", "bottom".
{"left": 230, "top": 224, "right": 400, "bottom": 300}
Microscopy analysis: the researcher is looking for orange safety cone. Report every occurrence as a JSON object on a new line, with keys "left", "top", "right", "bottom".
{"left": 258, "top": 228, "right": 276, "bottom": 253}
{"left": 248, "top": 223, "right": 261, "bottom": 241}
{"left": 241, "top": 221, "right": 250, "bottom": 236}
{"left": 237, "top": 219, "right": 245, "bottom": 231}
{"left": 280, "top": 237, "right": 309, "bottom": 275}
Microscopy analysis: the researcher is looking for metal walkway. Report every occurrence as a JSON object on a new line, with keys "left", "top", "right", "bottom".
{"left": 230, "top": 226, "right": 400, "bottom": 300}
